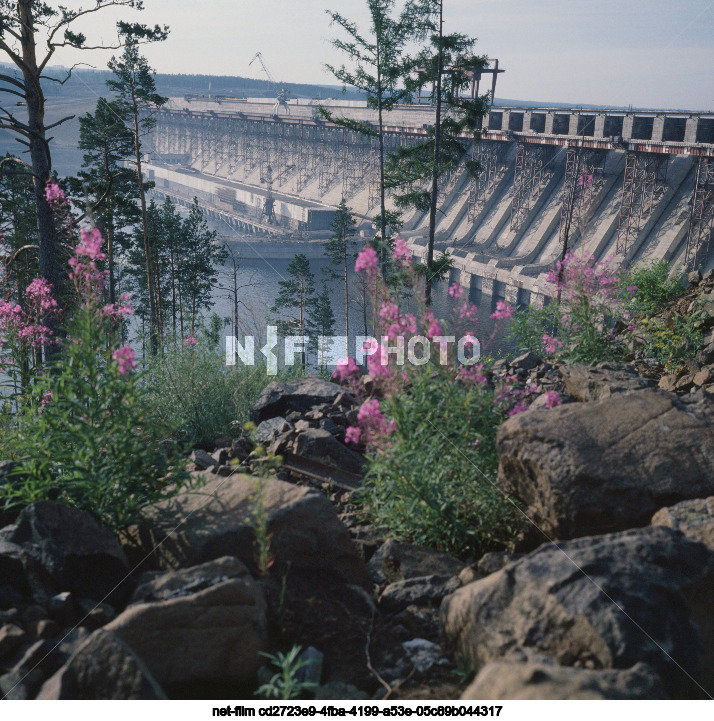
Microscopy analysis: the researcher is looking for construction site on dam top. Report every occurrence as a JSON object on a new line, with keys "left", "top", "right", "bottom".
{"left": 146, "top": 86, "right": 714, "bottom": 308}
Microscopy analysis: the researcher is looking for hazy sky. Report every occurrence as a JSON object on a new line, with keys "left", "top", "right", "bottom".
{"left": 53, "top": 0, "right": 713, "bottom": 109}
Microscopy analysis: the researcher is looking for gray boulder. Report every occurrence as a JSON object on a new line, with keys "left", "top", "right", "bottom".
{"left": 559, "top": 363, "right": 653, "bottom": 402}
{"left": 7, "top": 502, "right": 130, "bottom": 603}
{"left": 462, "top": 659, "right": 666, "bottom": 700}
{"left": 652, "top": 497, "right": 714, "bottom": 552}
{"left": 497, "top": 389, "right": 714, "bottom": 539}
{"left": 441, "top": 526, "right": 714, "bottom": 698}
{"left": 37, "top": 629, "right": 166, "bottom": 699}
{"left": 368, "top": 539, "right": 465, "bottom": 586}
{"left": 293, "top": 428, "right": 365, "bottom": 476}
{"left": 105, "top": 557, "right": 266, "bottom": 686}
{"left": 120, "top": 473, "right": 370, "bottom": 589}
{"left": 250, "top": 375, "right": 346, "bottom": 424}
{"left": 254, "top": 416, "right": 291, "bottom": 443}
{"left": 379, "top": 575, "right": 461, "bottom": 613}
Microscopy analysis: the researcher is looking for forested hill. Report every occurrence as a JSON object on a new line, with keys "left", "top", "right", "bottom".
{"left": 0, "top": 64, "right": 364, "bottom": 101}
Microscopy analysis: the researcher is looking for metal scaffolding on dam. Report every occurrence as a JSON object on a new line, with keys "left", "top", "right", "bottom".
{"left": 148, "top": 96, "right": 714, "bottom": 306}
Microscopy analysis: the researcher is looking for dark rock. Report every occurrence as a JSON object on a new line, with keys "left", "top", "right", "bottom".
{"left": 476, "top": 552, "right": 524, "bottom": 576}
{"left": 510, "top": 352, "right": 542, "bottom": 371}
{"left": 293, "top": 428, "right": 365, "bottom": 476}
{"left": 368, "top": 539, "right": 465, "bottom": 586}
{"left": 254, "top": 416, "right": 291, "bottom": 443}
{"left": 442, "top": 526, "right": 714, "bottom": 698}
{"left": 106, "top": 557, "right": 266, "bottom": 686}
{"left": 22, "top": 604, "right": 48, "bottom": 623}
{"left": 47, "top": 591, "right": 77, "bottom": 626}
{"left": 658, "top": 374, "right": 680, "bottom": 392}
{"left": 0, "top": 540, "right": 27, "bottom": 594}
{"left": 696, "top": 342, "right": 714, "bottom": 365}
{"left": 314, "top": 682, "right": 369, "bottom": 700}
{"left": 560, "top": 363, "right": 652, "bottom": 402}
{"left": 190, "top": 448, "right": 219, "bottom": 471}
{"left": 319, "top": 418, "right": 342, "bottom": 435}
{"left": 689, "top": 269, "right": 703, "bottom": 285}
{"left": 8, "top": 502, "right": 130, "bottom": 604}
{"left": 10, "top": 638, "right": 63, "bottom": 676}
{"left": 0, "top": 623, "right": 25, "bottom": 659}
{"left": 30, "top": 619, "right": 59, "bottom": 639}
{"left": 119, "top": 474, "right": 371, "bottom": 589}
{"left": 379, "top": 575, "right": 461, "bottom": 612}
{"left": 497, "top": 389, "right": 714, "bottom": 539}
{"left": 0, "top": 669, "right": 45, "bottom": 699}
{"left": 250, "top": 375, "right": 347, "bottom": 424}
{"left": 652, "top": 497, "right": 714, "bottom": 552}
{"left": 37, "top": 629, "right": 166, "bottom": 700}
{"left": 462, "top": 659, "right": 667, "bottom": 700}
{"left": 675, "top": 374, "right": 695, "bottom": 392}
{"left": 230, "top": 436, "right": 252, "bottom": 462}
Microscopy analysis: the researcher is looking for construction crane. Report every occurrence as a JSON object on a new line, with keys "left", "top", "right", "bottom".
{"left": 249, "top": 52, "right": 290, "bottom": 115}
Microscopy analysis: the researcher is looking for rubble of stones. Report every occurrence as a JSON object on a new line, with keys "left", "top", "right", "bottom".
{"left": 2, "top": 274, "right": 714, "bottom": 700}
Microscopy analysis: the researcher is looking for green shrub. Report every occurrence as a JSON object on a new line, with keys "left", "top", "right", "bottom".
{"left": 143, "top": 340, "right": 304, "bottom": 448}
{"left": 623, "top": 259, "right": 686, "bottom": 317}
{"left": 0, "top": 229, "right": 196, "bottom": 531}
{"left": 507, "top": 303, "right": 561, "bottom": 356}
{"left": 360, "top": 366, "right": 523, "bottom": 557}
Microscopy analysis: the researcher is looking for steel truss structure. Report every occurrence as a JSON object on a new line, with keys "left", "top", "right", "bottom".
{"left": 468, "top": 140, "right": 507, "bottom": 222}
{"left": 510, "top": 143, "right": 555, "bottom": 232}
{"left": 685, "top": 157, "right": 714, "bottom": 268}
{"left": 616, "top": 152, "right": 669, "bottom": 256}
{"left": 558, "top": 147, "right": 607, "bottom": 247}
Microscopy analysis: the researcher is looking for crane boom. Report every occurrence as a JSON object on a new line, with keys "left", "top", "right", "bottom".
{"left": 249, "top": 52, "right": 277, "bottom": 91}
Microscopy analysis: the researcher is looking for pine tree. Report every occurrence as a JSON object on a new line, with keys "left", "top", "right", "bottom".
{"left": 107, "top": 37, "right": 168, "bottom": 352}
{"left": 308, "top": 283, "right": 337, "bottom": 370}
{"left": 179, "top": 199, "right": 228, "bottom": 336}
{"left": 270, "top": 253, "right": 316, "bottom": 366}
{"left": 323, "top": 199, "right": 358, "bottom": 338}
{"left": 70, "top": 97, "right": 140, "bottom": 305}
{"left": 0, "top": 156, "right": 38, "bottom": 299}
{"left": 386, "top": 0, "right": 489, "bottom": 303}
{"left": 0, "top": 1, "right": 167, "bottom": 313}
{"left": 321, "top": 0, "right": 412, "bottom": 257}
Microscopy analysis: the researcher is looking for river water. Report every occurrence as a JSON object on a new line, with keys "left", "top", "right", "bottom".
{"left": 206, "top": 238, "right": 513, "bottom": 369}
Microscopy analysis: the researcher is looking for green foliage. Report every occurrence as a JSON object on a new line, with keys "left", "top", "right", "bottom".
{"left": 361, "top": 366, "right": 522, "bottom": 557}
{"left": 622, "top": 259, "right": 686, "bottom": 317}
{"left": 0, "top": 306, "right": 190, "bottom": 532}
{"left": 307, "top": 283, "right": 337, "bottom": 369}
{"left": 271, "top": 254, "right": 316, "bottom": 364}
{"left": 636, "top": 314, "right": 702, "bottom": 372}
{"left": 256, "top": 646, "right": 318, "bottom": 700}
{"left": 507, "top": 304, "right": 562, "bottom": 355}
{"left": 143, "top": 341, "right": 286, "bottom": 448}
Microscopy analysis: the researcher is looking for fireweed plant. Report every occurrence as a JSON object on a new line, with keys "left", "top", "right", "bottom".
{"left": 510, "top": 252, "right": 637, "bottom": 365}
{"left": 334, "top": 240, "right": 537, "bottom": 557}
{"left": 0, "top": 225, "right": 192, "bottom": 531}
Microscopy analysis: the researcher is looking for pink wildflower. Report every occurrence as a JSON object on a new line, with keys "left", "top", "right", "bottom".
{"left": 490, "top": 301, "right": 515, "bottom": 321}
{"left": 113, "top": 345, "right": 137, "bottom": 375}
{"left": 448, "top": 282, "right": 463, "bottom": 300}
{"left": 45, "top": 182, "right": 65, "bottom": 204}
{"left": 184, "top": 336, "right": 197, "bottom": 348}
{"left": 333, "top": 357, "right": 360, "bottom": 382}
{"left": 345, "top": 426, "right": 361, "bottom": 445}
{"left": 392, "top": 237, "right": 411, "bottom": 267}
{"left": 544, "top": 389, "right": 561, "bottom": 409}
{"left": 355, "top": 246, "right": 378, "bottom": 273}
{"left": 542, "top": 333, "right": 563, "bottom": 356}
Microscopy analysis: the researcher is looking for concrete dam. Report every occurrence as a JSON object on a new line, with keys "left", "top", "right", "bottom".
{"left": 147, "top": 96, "right": 714, "bottom": 307}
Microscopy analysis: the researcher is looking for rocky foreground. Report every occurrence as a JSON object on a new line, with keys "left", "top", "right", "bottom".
{"left": 2, "top": 275, "right": 714, "bottom": 701}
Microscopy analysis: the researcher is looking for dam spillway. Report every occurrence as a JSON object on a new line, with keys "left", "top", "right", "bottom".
{"left": 147, "top": 96, "right": 714, "bottom": 306}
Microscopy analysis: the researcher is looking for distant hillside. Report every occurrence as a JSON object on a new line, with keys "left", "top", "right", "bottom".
{"left": 0, "top": 64, "right": 364, "bottom": 101}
